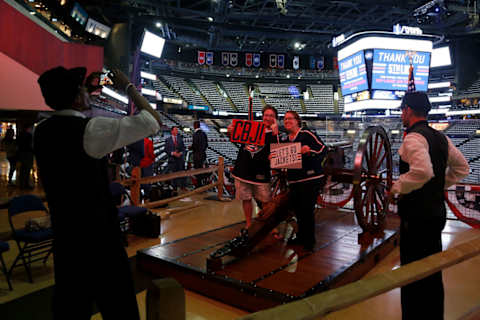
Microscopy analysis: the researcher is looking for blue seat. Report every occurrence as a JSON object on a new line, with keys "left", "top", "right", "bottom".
{"left": 0, "top": 241, "right": 12, "bottom": 290}
{"left": 8, "top": 195, "right": 54, "bottom": 283}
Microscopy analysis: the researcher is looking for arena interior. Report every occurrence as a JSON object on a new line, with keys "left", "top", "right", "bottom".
{"left": 1, "top": 0, "right": 480, "bottom": 319}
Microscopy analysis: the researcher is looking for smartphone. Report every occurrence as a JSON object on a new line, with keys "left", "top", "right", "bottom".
{"left": 99, "top": 70, "right": 113, "bottom": 86}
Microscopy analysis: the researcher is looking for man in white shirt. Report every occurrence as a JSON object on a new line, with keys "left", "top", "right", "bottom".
{"left": 390, "top": 91, "right": 469, "bottom": 320}
{"left": 35, "top": 67, "right": 161, "bottom": 320}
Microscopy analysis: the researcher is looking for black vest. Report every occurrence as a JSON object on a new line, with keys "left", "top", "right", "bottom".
{"left": 398, "top": 121, "right": 448, "bottom": 223}
{"left": 34, "top": 116, "right": 120, "bottom": 249}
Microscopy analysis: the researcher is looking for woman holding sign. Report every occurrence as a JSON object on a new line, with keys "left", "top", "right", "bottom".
{"left": 229, "top": 105, "right": 279, "bottom": 229}
{"left": 282, "top": 111, "right": 326, "bottom": 251}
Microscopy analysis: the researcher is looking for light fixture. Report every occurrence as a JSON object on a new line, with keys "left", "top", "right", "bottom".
{"left": 156, "top": 22, "right": 162, "bottom": 28}
{"left": 207, "top": 17, "right": 214, "bottom": 22}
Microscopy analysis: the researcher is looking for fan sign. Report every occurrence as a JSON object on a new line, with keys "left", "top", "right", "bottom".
{"left": 230, "top": 120, "right": 266, "bottom": 146}
{"left": 270, "top": 143, "right": 302, "bottom": 169}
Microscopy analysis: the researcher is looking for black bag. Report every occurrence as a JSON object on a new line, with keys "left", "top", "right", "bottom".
{"left": 149, "top": 185, "right": 177, "bottom": 207}
{"left": 130, "top": 211, "right": 161, "bottom": 238}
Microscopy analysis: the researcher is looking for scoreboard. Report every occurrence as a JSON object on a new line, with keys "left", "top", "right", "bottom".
{"left": 371, "top": 49, "right": 430, "bottom": 92}
{"left": 336, "top": 34, "right": 434, "bottom": 112}
{"left": 338, "top": 51, "right": 368, "bottom": 96}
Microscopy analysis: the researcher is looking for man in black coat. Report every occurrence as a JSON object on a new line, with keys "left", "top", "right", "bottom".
{"left": 191, "top": 120, "right": 208, "bottom": 186}
{"left": 165, "top": 126, "right": 186, "bottom": 190}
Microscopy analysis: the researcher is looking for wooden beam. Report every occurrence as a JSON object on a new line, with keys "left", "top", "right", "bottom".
{"left": 237, "top": 235, "right": 480, "bottom": 320}
{"left": 140, "top": 182, "right": 219, "bottom": 209}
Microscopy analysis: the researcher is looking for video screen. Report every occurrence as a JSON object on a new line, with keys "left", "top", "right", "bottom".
{"left": 371, "top": 49, "right": 430, "bottom": 91}
{"left": 140, "top": 30, "right": 166, "bottom": 58}
{"left": 371, "top": 90, "right": 404, "bottom": 100}
{"left": 338, "top": 51, "right": 369, "bottom": 96}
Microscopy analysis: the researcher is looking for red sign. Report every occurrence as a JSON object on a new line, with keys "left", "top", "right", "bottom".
{"left": 198, "top": 51, "right": 205, "bottom": 65}
{"left": 245, "top": 53, "right": 253, "bottom": 67}
{"left": 230, "top": 120, "right": 266, "bottom": 146}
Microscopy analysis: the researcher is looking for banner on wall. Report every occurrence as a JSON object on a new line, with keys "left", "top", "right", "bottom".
{"left": 230, "top": 52, "right": 238, "bottom": 67}
{"left": 309, "top": 56, "right": 316, "bottom": 69}
{"left": 198, "top": 51, "right": 205, "bottom": 65}
{"left": 253, "top": 53, "right": 261, "bottom": 67}
{"left": 317, "top": 56, "right": 324, "bottom": 70}
{"left": 269, "top": 54, "right": 277, "bottom": 68}
{"left": 206, "top": 52, "right": 214, "bottom": 65}
{"left": 222, "top": 52, "right": 229, "bottom": 66}
{"left": 245, "top": 53, "right": 253, "bottom": 67}
{"left": 277, "top": 55, "right": 285, "bottom": 69}
{"left": 293, "top": 56, "right": 299, "bottom": 70}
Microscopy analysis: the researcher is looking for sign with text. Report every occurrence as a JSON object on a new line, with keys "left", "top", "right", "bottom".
{"left": 338, "top": 50, "right": 368, "bottom": 96}
{"left": 270, "top": 143, "right": 302, "bottom": 169}
{"left": 230, "top": 120, "right": 266, "bottom": 146}
{"left": 372, "top": 49, "right": 430, "bottom": 91}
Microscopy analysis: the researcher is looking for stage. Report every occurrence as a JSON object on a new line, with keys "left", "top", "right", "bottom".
{"left": 137, "top": 208, "right": 400, "bottom": 312}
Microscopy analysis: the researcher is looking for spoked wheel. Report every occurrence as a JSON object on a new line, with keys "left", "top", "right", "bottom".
{"left": 353, "top": 126, "right": 393, "bottom": 233}
{"left": 318, "top": 181, "right": 354, "bottom": 209}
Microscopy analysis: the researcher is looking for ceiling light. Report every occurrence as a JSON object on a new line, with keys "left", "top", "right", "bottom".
{"left": 207, "top": 17, "right": 214, "bottom": 22}
{"left": 156, "top": 22, "right": 162, "bottom": 28}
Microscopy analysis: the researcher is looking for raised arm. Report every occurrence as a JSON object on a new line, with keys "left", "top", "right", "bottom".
{"left": 110, "top": 69, "right": 162, "bottom": 127}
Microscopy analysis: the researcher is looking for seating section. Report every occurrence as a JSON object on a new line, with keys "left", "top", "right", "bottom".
{"left": 304, "top": 85, "right": 335, "bottom": 113}
{"left": 191, "top": 79, "right": 233, "bottom": 111}
{"left": 221, "top": 81, "right": 250, "bottom": 112}
{"left": 161, "top": 76, "right": 206, "bottom": 106}
{"left": 152, "top": 79, "right": 179, "bottom": 100}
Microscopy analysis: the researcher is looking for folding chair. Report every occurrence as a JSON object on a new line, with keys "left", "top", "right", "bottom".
{"left": 110, "top": 182, "right": 148, "bottom": 245}
{"left": 8, "top": 195, "right": 53, "bottom": 283}
{"left": 0, "top": 241, "right": 12, "bottom": 290}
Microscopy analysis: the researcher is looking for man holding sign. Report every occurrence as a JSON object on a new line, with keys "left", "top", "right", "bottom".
{"left": 228, "top": 105, "right": 279, "bottom": 229}
{"left": 281, "top": 111, "right": 327, "bottom": 251}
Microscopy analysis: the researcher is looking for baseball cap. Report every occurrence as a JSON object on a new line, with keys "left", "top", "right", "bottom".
{"left": 38, "top": 66, "right": 87, "bottom": 110}
{"left": 400, "top": 91, "right": 432, "bottom": 114}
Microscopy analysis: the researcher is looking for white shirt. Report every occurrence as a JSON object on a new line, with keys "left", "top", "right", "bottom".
{"left": 49, "top": 109, "right": 160, "bottom": 159}
{"left": 391, "top": 132, "right": 470, "bottom": 195}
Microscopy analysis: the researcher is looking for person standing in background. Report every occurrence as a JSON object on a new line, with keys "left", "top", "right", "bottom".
{"left": 140, "top": 136, "right": 155, "bottom": 199}
{"left": 1, "top": 127, "right": 17, "bottom": 186}
{"left": 165, "top": 126, "right": 186, "bottom": 190}
{"left": 17, "top": 126, "right": 34, "bottom": 189}
{"left": 191, "top": 120, "right": 208, "bottom": 186}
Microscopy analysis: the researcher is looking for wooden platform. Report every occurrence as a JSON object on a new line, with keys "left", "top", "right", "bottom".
{"left": 137, "top": 208, "right": 400, "bottom": 312}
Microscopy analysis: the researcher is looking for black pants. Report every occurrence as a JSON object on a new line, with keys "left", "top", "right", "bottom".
{"left": 193, "top": 152, "right": 207, "bottom": 186}
{"left": 141, "top": 165, "right": 154, "bottom": 198}
{"left": 400, "top": 217, "right": 445, "bottom": 320}
{"left": 288, "top": 179, "right": 321, "bottom": 247}
{"left": 168, "top": 158, "right": 185, "bottom": 188}
{"left": 53, "top": 243, "right": 139, "bottom": 320}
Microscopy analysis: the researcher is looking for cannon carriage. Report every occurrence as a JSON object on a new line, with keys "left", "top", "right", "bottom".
{"left": 208, "top": 126, "right": 393, "bottom": 269}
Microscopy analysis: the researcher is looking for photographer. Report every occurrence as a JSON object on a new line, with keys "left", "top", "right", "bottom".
{"left": 34, "top": 67, "right": 161, "bottom": 319}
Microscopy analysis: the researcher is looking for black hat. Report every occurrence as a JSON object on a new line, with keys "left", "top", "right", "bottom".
{"left": 400, "top": 91, "right": 432, "bottom": 114}
{"left": 38, "top": 66, "right": 86, "bottom": 110}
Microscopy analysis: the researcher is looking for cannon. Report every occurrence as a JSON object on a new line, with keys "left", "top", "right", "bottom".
{"left": 207, "top": 126, "right": 393, "bottom": 269}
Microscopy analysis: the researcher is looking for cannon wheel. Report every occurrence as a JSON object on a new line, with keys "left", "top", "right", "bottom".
{"left": 352, "top": 126, "right": 393, "bottom": 233}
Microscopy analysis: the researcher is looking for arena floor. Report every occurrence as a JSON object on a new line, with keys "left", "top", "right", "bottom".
{"left": 1, "top": 155, "right": 479, "bottom": 319}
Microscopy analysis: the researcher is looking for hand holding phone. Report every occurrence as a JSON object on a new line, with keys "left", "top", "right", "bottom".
{"left": 99, "top": 70, "right": 113, "bottom": 86}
